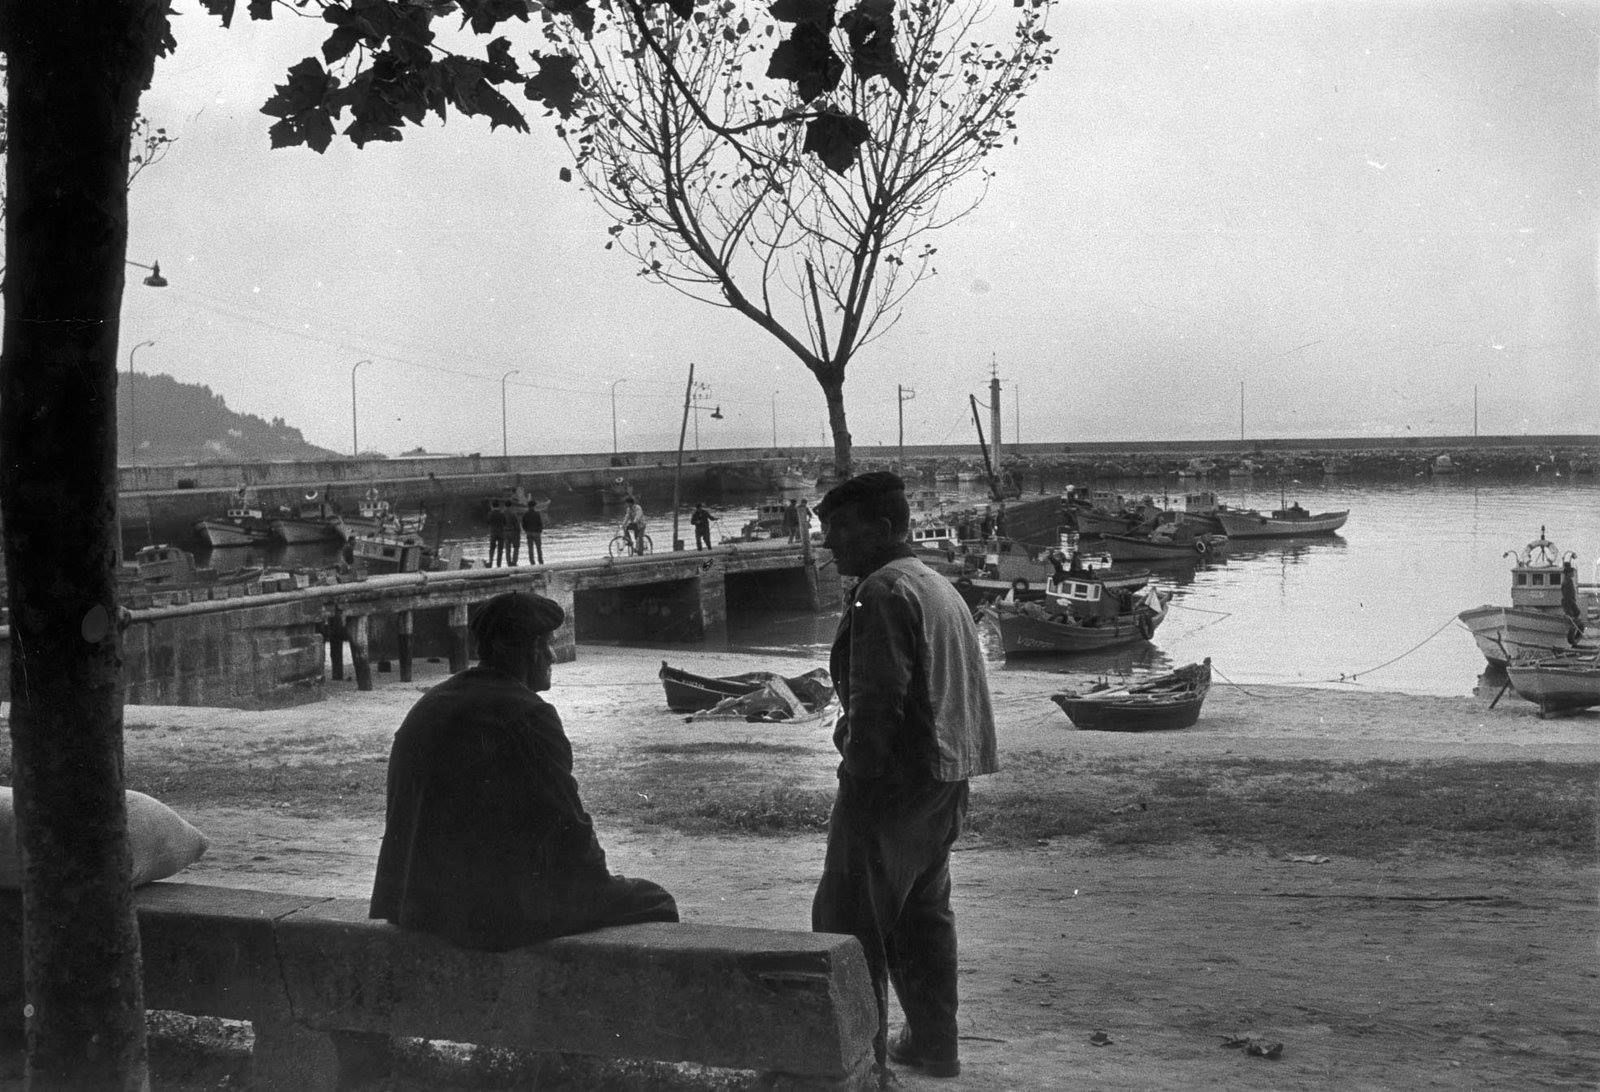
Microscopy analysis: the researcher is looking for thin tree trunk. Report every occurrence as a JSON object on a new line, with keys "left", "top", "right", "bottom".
{"left": 2, "top": 6, "right": 154, "bottom": 1088}
{"left": 821, "top": 374, "right": 853, "bottom": 482}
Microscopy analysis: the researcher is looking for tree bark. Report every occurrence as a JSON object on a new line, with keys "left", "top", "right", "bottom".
{"left": 820, "top": 373, "right": 853, "bottom": 482}
{"left": 2, "top": 5, "right": 160, "bottom": 1088}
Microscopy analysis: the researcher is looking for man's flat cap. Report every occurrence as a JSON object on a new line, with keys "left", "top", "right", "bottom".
{"left": 470, "top": 591, "right": 565, "bottom": 644}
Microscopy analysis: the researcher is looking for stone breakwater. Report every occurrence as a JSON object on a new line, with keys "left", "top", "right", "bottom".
{"left": 859, "top": 440, "right": 1597, "bottom": 486}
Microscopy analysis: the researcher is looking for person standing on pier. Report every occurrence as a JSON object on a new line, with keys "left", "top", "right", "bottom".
{"left": 783, "top": 498, "right": 801, "bottom": 542}
{"left": 796, "top": 497, "right": 814, "bottom": 545}
{"left": 371, "top": 591, "right": 679, "bottom": 949}
{"left": 810, "top": 470, "right": 997, "bottom": 1082}
{"left": 486, "top": 502, "right": 507, "bottom": 567}
{"left": 690, "top": 503, "right": 716, "bottom": 550}
{"left": 523, "top": 503, "right": 545, "bottom": 565}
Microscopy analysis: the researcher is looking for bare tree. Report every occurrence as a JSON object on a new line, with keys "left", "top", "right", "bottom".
{"left": 550, "top": 0, "right": 1056, "bottom": 478}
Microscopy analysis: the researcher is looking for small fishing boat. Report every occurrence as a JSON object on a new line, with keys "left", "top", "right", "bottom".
{"left": 1100, "top": 513, "right": 1228, "bottom": 563}
{"left": 1051, "top": 658, "right": 1213, "bottom": 731}
{"left": 1214, "top": 503, "right": 1348, "bottom": 538}
{"left": 659, "top": 661, "right": 838, "bottom": 724}
{"left": 1459, "top": 529, "right": 1599, "bottom": 667}
{"left": 347, "top": 530, "right": 464, "bottom": 575}
{"left": 120, "top": 544, "right": 264, "bottom": 590}
{"left": 1504, "top": 649, "right": 1600, "bottom": 717}
{"left": 270, "top": 493, "right": 347, "bottom": 544}
{"left": 978, "top": 571, "right": 1171, "bottom": 656}
{"left": 340, "top": 488, "right": 427, "bottom": 537}
{"left": 193, "top": 487, "right": 273, "bottom": 547}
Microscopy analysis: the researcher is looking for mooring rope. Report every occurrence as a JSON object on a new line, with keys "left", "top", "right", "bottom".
{"left": 1319, "top": 612, "right": 1464, "bottom": 685}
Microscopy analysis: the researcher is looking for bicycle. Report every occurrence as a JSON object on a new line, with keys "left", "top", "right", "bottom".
{"left": 608, "top": 529, "right": 653, "bottom": 558}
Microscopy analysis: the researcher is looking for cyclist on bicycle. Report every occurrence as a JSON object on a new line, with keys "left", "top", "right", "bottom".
{"left": 621, "top": 495, "right": 647, "bottom": 555}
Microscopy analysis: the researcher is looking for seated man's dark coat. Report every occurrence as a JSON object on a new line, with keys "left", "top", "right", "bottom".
{"left": 371, "top": 666, "right": 676, "bottom": 950}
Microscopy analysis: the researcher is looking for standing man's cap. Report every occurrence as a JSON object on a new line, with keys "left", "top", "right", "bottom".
{"left": 470, "top": 591, "right": 565, "bottom": 644}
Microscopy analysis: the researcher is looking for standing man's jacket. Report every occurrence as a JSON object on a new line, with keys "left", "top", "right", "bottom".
{"left": 831, "top": 551, "right": 998, "bottom": 782}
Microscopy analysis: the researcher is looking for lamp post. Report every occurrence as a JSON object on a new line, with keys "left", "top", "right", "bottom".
{"left": 501, "top": 369, "right": 520, "bottom": 458}
{"left": 670, "top": 366, "right": 723, "bottom": 550}
{"left": 126, "top": 339, "right": 155, "bottom": 465}
{"left": 611, "top": 378, "right": 628, "bottom": 454}
{"left": 125, "top": 258, "right": 167, "bottom": 288}
{"left": 897, "top": 384, "right": 916, "bottom": 469}
{"left": 350, "top": 359, "right": 371, "bottom": 457}
{"left": 771, "top": 390, "right": 779, "bottom": 449}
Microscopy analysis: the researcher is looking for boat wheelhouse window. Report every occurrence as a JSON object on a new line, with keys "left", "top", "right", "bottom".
{"left": 1514, "top": 573, "right": 1527, "bottom": 585}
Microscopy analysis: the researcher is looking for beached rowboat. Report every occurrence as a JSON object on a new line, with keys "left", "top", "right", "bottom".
{"left": 1051, "top": 659, "right": 1212, "bottom": 731}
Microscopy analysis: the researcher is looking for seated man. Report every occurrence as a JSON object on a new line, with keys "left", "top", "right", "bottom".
{"left": 371, "top": 591, "right": 678, "bottom": 950}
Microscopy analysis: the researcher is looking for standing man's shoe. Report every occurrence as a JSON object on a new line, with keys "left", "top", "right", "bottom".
{"left": 887, "top": 1027, "right": 960, "bottom": 1078}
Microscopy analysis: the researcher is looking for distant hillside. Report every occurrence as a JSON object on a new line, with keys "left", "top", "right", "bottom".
{"left": 118, "top": 373, "right": 341, "bottom": 465}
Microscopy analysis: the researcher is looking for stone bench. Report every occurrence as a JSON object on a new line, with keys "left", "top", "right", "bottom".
{"left": 0, "top": 881, "right": 877, "bottom": 1090}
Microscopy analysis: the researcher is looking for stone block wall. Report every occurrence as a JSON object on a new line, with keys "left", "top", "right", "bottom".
{"left": 121, "top": 599, "right": 327, "bottom": 708}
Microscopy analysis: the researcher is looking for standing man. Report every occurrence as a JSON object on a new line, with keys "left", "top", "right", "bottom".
{"left": 486, "top": 502, "right": 507, "bottom": 567}
{"left": 811, "top": 471, "right": 997, "bottom": 1083}
{"left": 523, "top": 503, "right": 546, "bottom": 565}
{"left": 371, "top": 591, "right": 678, "bottom": 949}
{"left": 795, "top": 497, "right": 814, "bottom": 544}
{"left": 690, "top": 502, "right": 716, "bottom": 551}
{"left": 783, "top": 498, "right": 801, "bottom": 542}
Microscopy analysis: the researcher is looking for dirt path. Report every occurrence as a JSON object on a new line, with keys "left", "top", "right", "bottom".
{"left": 117, "top": 647, "right": 1598, "bottom": 1089}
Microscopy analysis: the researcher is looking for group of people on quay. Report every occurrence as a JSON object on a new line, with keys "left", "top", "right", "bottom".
{"left": 484, "top": 499, "right": 544, "bottom": 566}
{"left": 376, "top": 471, "right": 989, "bottom": 1083}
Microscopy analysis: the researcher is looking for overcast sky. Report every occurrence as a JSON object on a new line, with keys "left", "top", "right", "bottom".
{"left": 122, "top": 0, "right": 1599, "bottom": 457}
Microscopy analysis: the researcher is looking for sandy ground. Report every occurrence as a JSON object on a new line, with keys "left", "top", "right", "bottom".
{"left": 114, "top": 646, "right": 1598, "bottom": 1090}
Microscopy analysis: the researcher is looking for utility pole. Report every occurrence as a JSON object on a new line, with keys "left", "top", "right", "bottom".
{"left": 897, "top": 384, "right": 916, "bottom": 469}
{"left": 671, "top": 364, "right": 695, "bottom": 551}
{"left": 1239, "top": 380, "right": 1245, "bottom": 443}
{"left": 989, "top": 358, "right": 1003, "bottom": 479}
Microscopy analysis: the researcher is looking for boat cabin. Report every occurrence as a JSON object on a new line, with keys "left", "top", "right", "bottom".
{"left": 909, "top": 524, "right": 957, "bottom": 550}
{"left": 351, "top": 533, "right": 426, "bottom": 574}
{"left": 1184, "top": 491, "right": 1219, "bottom": 514}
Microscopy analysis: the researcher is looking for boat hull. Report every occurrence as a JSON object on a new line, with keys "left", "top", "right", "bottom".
{"left": 981, "top": 606, "right": 1161, "bottom": 654}
{"left": 1050, "top": 692, "right": 1204, "bottom": 731}
{"left": 1100, "top": 533, "right": 1229, "bottom": 562}
{"left": 193, "top": 519, "right": 270, "bottom": 548}
{"left": 271, "top": 518, "right": 346, "bottom": 545}
{"left": 1214, "top": 509, "right": 1348, "bottom": 538}
{"left": 1505, "top": 656, "right": 1600, "bottom": 715}
{"left": 1457, "top": 605, "right": 1592, "bottom": 667}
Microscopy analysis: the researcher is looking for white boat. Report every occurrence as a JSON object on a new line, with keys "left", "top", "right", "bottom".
{"left": 270, "top": 494, "right": 346, "bottom": 544}
{"left": 341, "top": 489, "right": 427, "bottom": 537}
{"left": 193, "top": 503, "right": 272, "bottom": 547}
{"left": 1504, "top": 649, "right": 1600, "bottom": 717}
{"left": 1459, "top": 529, "right": 1599, "bottom": 667}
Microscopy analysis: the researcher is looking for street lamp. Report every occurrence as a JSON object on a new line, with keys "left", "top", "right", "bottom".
{"left": 127, "top": 339, "right": 155, "bottom": 464}
{"left": 610, "top": 378, "right": 628, "bottom": 454}
{"left": 501, "top": 369, "right": 520, "bottom": 458}
{"left": 350, "top": 359, "right": 371, "bottom": 457}
{"left": 771, "top": 390, "right": 779, "bottom": 449}
{"left": 125, "top": 258, "right": 167, "bottom": 288}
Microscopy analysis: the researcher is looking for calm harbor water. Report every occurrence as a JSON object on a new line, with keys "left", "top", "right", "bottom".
{"left": 196, "top": 474, "right": 1599, "bottom": 699}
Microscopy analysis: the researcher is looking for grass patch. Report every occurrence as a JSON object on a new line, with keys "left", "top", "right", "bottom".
{"left": 638, "top": 742, "right": 813, "bottom": 758}
{"left": 970, "top": 758, "right": 1597, "bottom": 861}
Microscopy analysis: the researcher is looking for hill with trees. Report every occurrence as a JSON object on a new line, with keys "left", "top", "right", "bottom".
{"left": 118, "top": 372, "right": 340, "bottom": 464}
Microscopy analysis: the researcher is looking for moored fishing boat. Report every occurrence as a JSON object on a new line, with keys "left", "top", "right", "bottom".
{"left": 1051, "top": 658, "right": 1212, "bottom": 731}
{"left": 1504, "top": 649, "right": 1600, "bottom": 717}
{"left": 270, "top": 493, "right": 346, "bottom": 544}
{"left": 340, "top": 488, "right": 427, "bottom": 537}
{"left": 978, "top": 570, "right": 1171, "bottom": 655}
{"left": 193, "top": 489, "right": 273, "bottom": 547}
{"left": 1099, "top": 513, "right": 1228, "bottom": 563}
{"left": 1214, "top": 503, "right": 1348, "bottom": 538}
{"left": 1458, "top": 528, "right": 1599, "bottom": 667}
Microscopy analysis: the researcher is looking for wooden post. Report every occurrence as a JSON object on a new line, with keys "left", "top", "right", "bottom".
{"left": 348, "top": 614, "right": 372, "bottom": 692}
{"left": 448, "top": 602, "right": 470, "bottom": 672}
{"left": 397, "top": 610, "right": 414, "bottom": 682}
{"left": 328, "top": 615, "right": 345, "bottom": 681}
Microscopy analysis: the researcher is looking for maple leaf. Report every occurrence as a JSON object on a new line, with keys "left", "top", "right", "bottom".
{"left": 770, "top": 0, "right": 836, "bottom": 29}
{"left": 260, "top": 57, "right": 341, "bottom": 152}
{"left": 523, "top": 53, "right": 585, "bottom": 118}
{"left": 840, "top": 0, "right": 906, "bottom": 94}
{"left": 767, "top": 23, "right": 843, "bottom": 103}
{"left": 802, "top": 109, "right": 868, "bottom": 173}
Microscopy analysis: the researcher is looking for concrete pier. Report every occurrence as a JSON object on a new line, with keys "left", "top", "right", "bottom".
{"left": 0, "top": 541, "right": 839, "bottom": 709}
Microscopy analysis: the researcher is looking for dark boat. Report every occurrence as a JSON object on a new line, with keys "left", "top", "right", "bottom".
{"left": 978, "top": 570, "right": 1171, "bottom": 656}
{"left": 1504, "top": 649, "right": 1600, "bottom": 717}
{"left": 1050, "top": 659, "right": 1212, "bottom": 731}
{"left": 659, "top": 661, "right": 836, "bottom": 722}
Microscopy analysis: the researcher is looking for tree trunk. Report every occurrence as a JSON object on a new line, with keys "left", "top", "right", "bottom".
{"left": 2, "top": 6, "right": 159, "bottom": 1088}
{"left": 820, "top": 374, "right": 853, "bottom": 483}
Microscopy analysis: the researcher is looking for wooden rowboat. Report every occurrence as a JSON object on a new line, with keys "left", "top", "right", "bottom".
{"left": 1050, "top": 659, "right": 1212, "bottom": 731}
{"left": 659, "top": 661, "right": 837, "bottom": 723}
{"left": 1504, "top": 650, "right": 1600, "bottom": 717}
